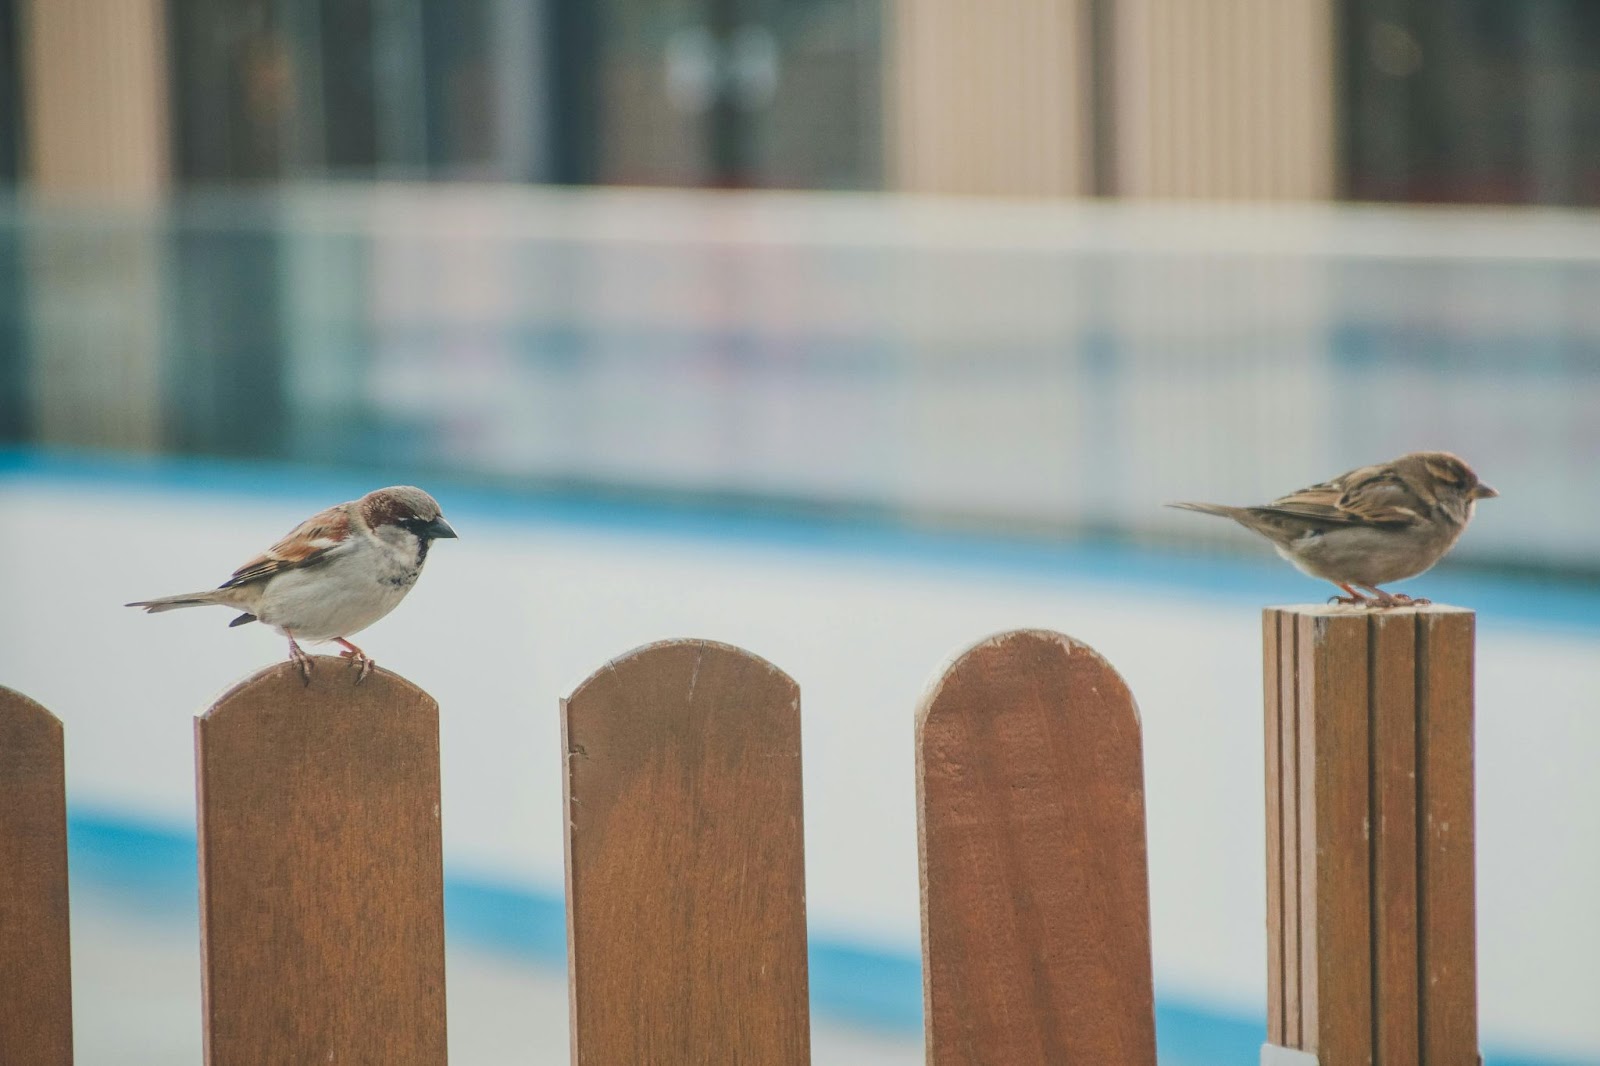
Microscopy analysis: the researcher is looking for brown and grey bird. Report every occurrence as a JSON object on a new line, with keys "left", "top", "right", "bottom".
{"left": 1167, "top": 451, "right": 1497, "bottom": 607}
{"left": 127, "top": 486, "right": 457, "bottom": 681}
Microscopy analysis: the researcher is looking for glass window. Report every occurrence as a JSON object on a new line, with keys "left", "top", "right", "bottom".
{"left": 1343, "top": 0, "right": 1600, "bottom": 205}
{"left": 588, "top": 0, "right": 882, "bottom": 189}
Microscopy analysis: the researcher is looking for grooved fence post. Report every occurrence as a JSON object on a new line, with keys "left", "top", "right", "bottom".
{"left": 1263, "top": 605, "right": 1479, "bottom": 1066}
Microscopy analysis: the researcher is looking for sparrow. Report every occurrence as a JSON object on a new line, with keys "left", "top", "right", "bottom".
{"left": 127, "top": 486, "right": 458, "bottom": 681}
{"left": 1167, "top": 451, "right": 1497, "bottom": 607}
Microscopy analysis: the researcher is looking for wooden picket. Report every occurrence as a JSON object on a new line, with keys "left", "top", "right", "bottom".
{"left": 194, "top": 657, "right": 447, "bottom": 1065}
{"left": 0, "top": 615, "right": 1485, "bottom": 1064}
{"left": 562, "top": 639, "right": 812, "bottom": 1065}
{"left": 917, "top": 629, "right": 1157, "bottom": 1065}
{"left": 0, "top": 685, "right": 74, "bottom": 1066}
{"left": 1263, "top": 605, "right": 1479, "bottom": 1065}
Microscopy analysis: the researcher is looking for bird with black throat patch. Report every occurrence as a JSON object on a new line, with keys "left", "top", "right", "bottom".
{"left": 127, "top": 486, "right": 458, "bottom": 682}
{"left": 1168, "top": 451, "right": 1496, "bottom": 607}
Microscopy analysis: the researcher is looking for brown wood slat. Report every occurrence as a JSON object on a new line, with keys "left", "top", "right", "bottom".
{"left": 1266, "top": 608, "right": 1307, "bottom": 1049}
{"left": 1263, "top": 610, "right": 1285, "bottom": 1046}
{"left": 1297, "top": 610, "right": 1371, "bottom": 1062}
{"left": 1418, "top": 609, "right": 1479, "bottom": 1063}
{"left": 1278, "top": 610, "right": 1302, "bottom": 1048}
{"left": 0, "top": 686, "right": 74, "bottom": 1066}
{"left": 917, "top": 630, "right": 1156, "bottom": 1066}
{"left": 563, "top": 640, "right": 811, "bottom": 1066}
{"left": 195, "top": 658, "right": 446, "bottom": 1066}
{"left": 1369, "top": 611, "right": 1420, "bottom": 1064}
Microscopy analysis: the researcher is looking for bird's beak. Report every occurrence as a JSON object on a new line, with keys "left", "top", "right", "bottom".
{"left": 1472, "top": 483, "right": 1499, "bottom": 500}
{"left": 424, "top": 516, "right": 459, "bottom": 539}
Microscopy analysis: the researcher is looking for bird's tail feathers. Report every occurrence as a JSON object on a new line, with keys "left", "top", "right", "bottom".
{"left": 1165, "top": 501, "right": 1243, "bottom": 520}
{"left": 125, "top": 590, "right": 230, "bottom": 614}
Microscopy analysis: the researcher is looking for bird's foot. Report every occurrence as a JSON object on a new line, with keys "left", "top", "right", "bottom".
{"left": 1361, "top": 586, "right": 1430, "bottom": 609}
{"left": 286, "top": 635, "right": 313, "bottom": 686}
{"left": 1328, "top": 584, "right": 1371, "bottom": 607}
{"left": 335, "top": 638, "right": 374, "bottom": 684}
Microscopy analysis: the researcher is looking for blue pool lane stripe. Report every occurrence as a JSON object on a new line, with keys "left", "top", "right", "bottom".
{"left": 3, "top": 446, "right": 1598, "bottom": 633}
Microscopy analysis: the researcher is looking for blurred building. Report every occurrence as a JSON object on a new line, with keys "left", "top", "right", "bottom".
{"left": 2, "top": 1, "right": 1598, "bottom": 576}
{"left": 4, "top": 0, "right": 1600, "bottom": 205}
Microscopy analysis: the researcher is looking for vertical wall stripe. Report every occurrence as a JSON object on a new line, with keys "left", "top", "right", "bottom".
{"left": 1113, "top": 0, "right": 1336, "bottom": 200}
{"left": 887, "top": 0, "right": 1093, "bottom": 197}
{"left": 22, "top": 0, "right": 170, "bottom": 201}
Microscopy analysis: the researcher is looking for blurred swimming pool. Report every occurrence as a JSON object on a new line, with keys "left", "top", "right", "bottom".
{"left": 3, "top": 186, "right": 1598, "bottom": 575}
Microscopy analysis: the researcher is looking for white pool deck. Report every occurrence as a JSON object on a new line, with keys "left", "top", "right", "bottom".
{"left": 2, "top": 460, "right": 1596, "bottom": 1064}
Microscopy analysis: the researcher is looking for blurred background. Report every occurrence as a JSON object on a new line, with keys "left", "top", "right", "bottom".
{"left": 1, "top": 1, "right": 1597, "bottom": 1063}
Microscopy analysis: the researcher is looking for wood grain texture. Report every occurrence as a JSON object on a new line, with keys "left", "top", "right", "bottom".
{"left": 1417, "top": 609, "right": 1478, "bottom": 1064}
{"left": 195, "top": 658, "right": 446, "bottom": 1066}
{"left": 563, "top": 640, "right": 811, "bottom": 1066}
{"left": 0, "top": 686, "right": 74, "bottom": 1066}
{"left": 917, "top": 630, "right": 1156, "bottom": 1066}
{"left": 1298, "top": 610, "right": 1371, "bottom": 1062}
{"left": 1369, "top": 611, "right": 1420, "bottom": 1064}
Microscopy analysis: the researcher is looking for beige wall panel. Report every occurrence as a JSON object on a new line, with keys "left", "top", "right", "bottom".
{"left": 887, "top": 0, "right": 1093, "bottom": 197}
{"left": 23, "top": 0, "right": 170, "bottom": 201}
{"left": 1114, "top": 0, "right": 1336, "bottom": 200}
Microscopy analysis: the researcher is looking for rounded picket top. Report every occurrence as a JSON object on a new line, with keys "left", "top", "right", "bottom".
{"left": 917, "top": 627, "right": 1142, "bottom": 740}
{"left": 916, "top": 629, "right": 1156, "bottom": 1066}
{"left": 0, "top": 684, "right": 62, "bottom": 729}
{"left": 562, "top": 637, "right": 802, "bottom": 779}
{"left": 0, "top": 682, "right": 66, "bottom": 790}
{"left": 198, "top": 654, "right": 437, "bottom": 724}
{"left": 565, "top": 636, "right": 797, "bottom": 710}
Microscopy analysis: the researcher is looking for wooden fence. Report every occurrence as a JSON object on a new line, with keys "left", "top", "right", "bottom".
{"left": 0, "top": 609, "right": 1479, "bottom": 1065}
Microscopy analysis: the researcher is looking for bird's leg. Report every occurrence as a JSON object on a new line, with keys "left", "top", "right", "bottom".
{"left": 335, "top": 637, "right": 375, "bottom": 684}
{"left": 1358, "top": 584, "right": 1431, "bottom": 608}
{"left": 286, "top": 633, "right": 313, "bottom": 685}
{"left": 1328, "top": 583, "right": 1371, "bottom": 606}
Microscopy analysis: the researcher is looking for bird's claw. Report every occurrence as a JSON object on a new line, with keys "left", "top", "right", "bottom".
{"left": 339, "top": 648, "right": 375, "bottom": 684}
{"left": 1330, "top": 584, "right": 1433, "bottom": 609}
{"left": 1372, "top": 593, "right": 1430, "bottom": 609}
{"left": 286, "top": 636, "right": 314, "bottom": 686}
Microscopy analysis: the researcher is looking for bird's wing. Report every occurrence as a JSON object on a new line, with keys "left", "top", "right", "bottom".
{"left": 1260, "top": 466, "right": 1423, "bottom": 529}
{"left": 1332, "top": 467, "right": 1430, "bottom": 526}
{"left": 219, "top": 505, "right": 354, "bottom": 589}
